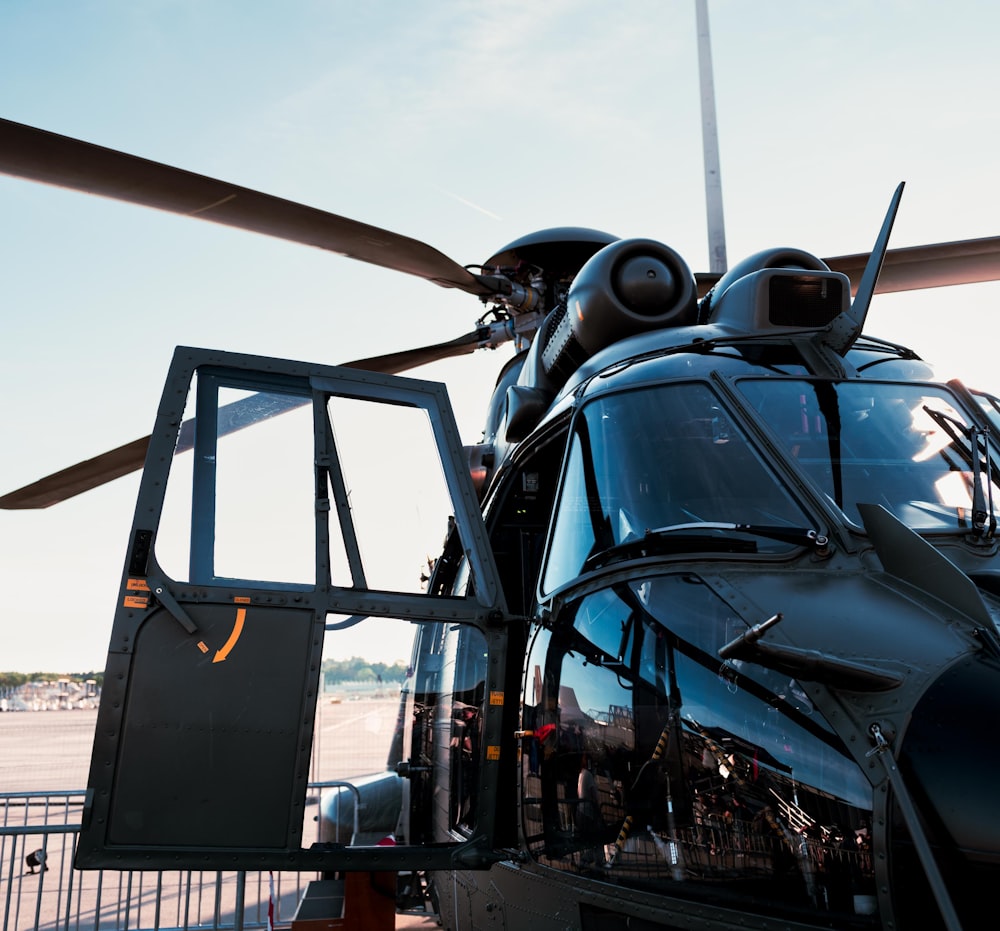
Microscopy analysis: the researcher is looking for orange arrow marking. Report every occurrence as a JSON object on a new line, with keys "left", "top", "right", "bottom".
{"left": 212, "top": 607, "right": 246, "bottom": 663}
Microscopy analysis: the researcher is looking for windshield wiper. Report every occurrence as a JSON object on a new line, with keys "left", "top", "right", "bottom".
{"left": 583, "top": 522, "right": 829, "bottom": 571}
{"left": 719, "top": 612, "right": 903, "bottom": 692}
{"left": 921, "top": 405, "right": 997, "bottom": 537}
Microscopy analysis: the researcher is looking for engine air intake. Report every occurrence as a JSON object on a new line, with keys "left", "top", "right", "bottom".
{"left": 768, "top": 274, "right": 845, "bottom": 327}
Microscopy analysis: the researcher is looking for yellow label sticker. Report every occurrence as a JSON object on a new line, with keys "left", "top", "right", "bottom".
{"left": 126, "top": 578, "right": 150, "bottom": 592}
{"left": 486, "top": 745, "right": 501, "bottom": 761}
{"left": 123, "top": 595, "right": 149, "bottom": 609}
{"left": 490, "top": 690, "right": 504, "bottom": 706}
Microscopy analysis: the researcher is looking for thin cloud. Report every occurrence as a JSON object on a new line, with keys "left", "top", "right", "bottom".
{"left": 436, "top": 187, "right": 503, "bottom": 220}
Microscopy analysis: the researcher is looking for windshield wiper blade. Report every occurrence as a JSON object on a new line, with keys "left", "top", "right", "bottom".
{"left": 719, "top": 612, "right": 903, "bottom": 692}
{"left": 582, "top": 522, "right": 829, "bottom": 572}
{"left": 649, "top": 522, "right": 829, "bottom": 549}
{"left": 922, "top": 405, "right": 997, "bottom": 536}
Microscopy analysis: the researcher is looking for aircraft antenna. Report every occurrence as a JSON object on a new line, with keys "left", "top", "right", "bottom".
{"left": 695, "top": 0, "right": 728, "bottom": 274}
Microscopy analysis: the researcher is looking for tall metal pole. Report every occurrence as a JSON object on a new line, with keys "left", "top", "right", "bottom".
{"left": 695, "top": 0, "right": 728, "bottom": 274}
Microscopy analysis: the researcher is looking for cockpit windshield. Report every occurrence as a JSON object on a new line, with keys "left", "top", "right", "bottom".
{"left": 541, "top": 382, "right": 815, "bottom": 595}
{"left": 540, "top": 378, "right": 1000, "bottom": 596}
{"left": 737, "top": 378, "right": 1000, "bottom": 533}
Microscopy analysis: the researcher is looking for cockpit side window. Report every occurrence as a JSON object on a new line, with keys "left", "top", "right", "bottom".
{"left": 521, "top": 576, "right": 877, "bottom": 927}
{"left": 488, "top": 430, "right": 567, "bottom": 616}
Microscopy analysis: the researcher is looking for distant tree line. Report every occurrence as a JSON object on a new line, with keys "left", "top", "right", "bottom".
{"left": 322, "top": 657, "right": 408, "bottom": 686}
{"left": 0, "top": 671, "right": 104, "bottom": 689}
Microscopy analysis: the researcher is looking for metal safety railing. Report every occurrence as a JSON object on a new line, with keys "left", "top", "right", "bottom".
{"left": 1, "top": 790, "right": 319, "bottom": 931}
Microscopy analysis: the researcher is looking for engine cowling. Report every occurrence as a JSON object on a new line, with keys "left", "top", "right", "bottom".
{"left": 540, "top": 238, "right": 698, "bottom": 382}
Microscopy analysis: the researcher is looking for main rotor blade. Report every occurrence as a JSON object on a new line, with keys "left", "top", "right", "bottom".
{"left": 0, "top": 330, "right": 490, "bottom": 510}
{"left": 695, "top": 236, "right": 1000, "bottom": 299}
{"left": 826, "top": 236, "right": 1000, "bottom": 294}
{"left": 0, "top": 119, "right": 493, "bottom": 296}
{"left": 346, "top": 328, "right": 487, "bottom": 373}
{"left": 0, "top": 437, "right": 154, "bottom": 511}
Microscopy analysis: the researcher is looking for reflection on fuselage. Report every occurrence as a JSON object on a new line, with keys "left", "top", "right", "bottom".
{"left": 521, "top": 580, "right": 878, "bottom": 926}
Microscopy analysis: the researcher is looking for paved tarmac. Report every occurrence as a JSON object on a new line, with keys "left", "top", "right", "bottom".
{"left": 1, "top": 701, "right": 439, "bottom": 928}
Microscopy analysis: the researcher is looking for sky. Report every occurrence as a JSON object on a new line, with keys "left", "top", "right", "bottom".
{"left": 2, "top": 0, "right": 1000, "bottom": 672}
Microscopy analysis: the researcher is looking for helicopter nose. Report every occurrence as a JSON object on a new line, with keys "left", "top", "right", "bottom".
{"left": 891, "top": 647, "right": 1000, "bottom": 928}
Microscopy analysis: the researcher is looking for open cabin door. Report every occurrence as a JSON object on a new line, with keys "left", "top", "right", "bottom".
{"left": 76, "top": 347, "right": 509, "bottom": 872}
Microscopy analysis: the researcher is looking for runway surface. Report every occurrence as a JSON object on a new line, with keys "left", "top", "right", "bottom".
{"left": 1, "top": 698, "right": 438, "bottom": 928}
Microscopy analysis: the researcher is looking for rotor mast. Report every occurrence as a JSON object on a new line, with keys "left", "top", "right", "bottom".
{"left": 695, "top": 0, "right": 728, "bottom": 275}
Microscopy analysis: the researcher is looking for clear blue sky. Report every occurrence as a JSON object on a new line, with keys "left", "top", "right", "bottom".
{"left": 2, "top": 0, "right": 1000, "bottom": 671}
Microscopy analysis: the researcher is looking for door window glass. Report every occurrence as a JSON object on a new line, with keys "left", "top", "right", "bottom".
{"left": 157, "top": 375, "right": 315, "bottom": 585}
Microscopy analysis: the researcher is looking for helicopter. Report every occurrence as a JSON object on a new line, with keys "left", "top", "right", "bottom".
{"left": 4, "top": 114, "right": 1000, "bottom": 931}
